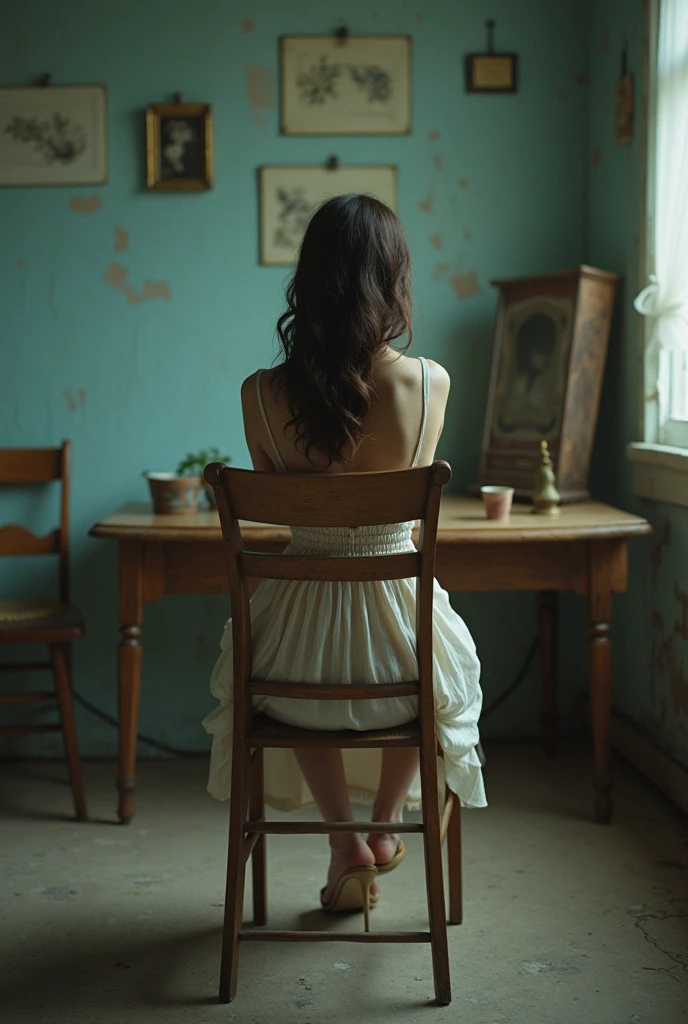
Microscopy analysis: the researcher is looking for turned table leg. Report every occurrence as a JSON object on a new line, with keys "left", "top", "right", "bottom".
{"left": 539, "top": 590, "right": 559, "bottom": 756}
{"left": 117, "top": 542, "right": 143, "bottom": 824}
{"left": 588, "top": 547, "right": 614, "bottom": 824}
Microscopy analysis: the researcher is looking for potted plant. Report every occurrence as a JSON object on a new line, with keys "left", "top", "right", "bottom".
{"left": 145, "top": 447, "right": 231, "bottom": 514}
{"left": 176, "top": 447, "right": 232, "bottom": 508}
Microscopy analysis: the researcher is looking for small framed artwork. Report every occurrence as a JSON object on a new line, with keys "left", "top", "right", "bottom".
{"left": 259, "top": 164, "right": 397, "bottom": 265}
{"left": 145, "top": 103, "right": 213, "bottom": 191}
{"left": 0, "top": 86, "right": 107, "bottom": 187}
{"left": 465, "top": 53, "right": 517, "bottom": 93}
{"left": 281, "top": 35, "right": 411, "bottom": 135}
{"left": 465, "top": 19, "right": 517, "bottom": 94}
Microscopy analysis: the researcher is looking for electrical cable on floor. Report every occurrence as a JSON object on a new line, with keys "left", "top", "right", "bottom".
{"left": 71, "top": 635, "right": 541, "bottom": 758}
{"left": 72, "top": 690, "right": 195, "bottom": 757}
{"left": 480, "top": 636, "right": 540, "bottom": 718}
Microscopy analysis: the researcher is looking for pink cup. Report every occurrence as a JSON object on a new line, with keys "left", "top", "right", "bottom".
{"left": 480, "top": 485, "right": 514, "bottom": 522}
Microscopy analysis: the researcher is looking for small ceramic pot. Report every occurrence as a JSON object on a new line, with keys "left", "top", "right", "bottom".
{"left": 480, "top": 485, "right": 514, "bottom": 522}
{"left": 146, "top": 473, "right": 201, "bottom": 514}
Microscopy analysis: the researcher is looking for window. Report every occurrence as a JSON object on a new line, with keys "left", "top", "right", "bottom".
{"left": 635, "top": 0, "right": 688, "bottom": 449}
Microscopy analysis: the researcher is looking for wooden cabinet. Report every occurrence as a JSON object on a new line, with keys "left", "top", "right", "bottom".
{"left": 477, "top": 265, "right": 620, "bottom": 502}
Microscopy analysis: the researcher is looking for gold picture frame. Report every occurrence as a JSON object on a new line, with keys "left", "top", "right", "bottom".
{"left": 145, "top": 103, "right": 213, "bottom": 191}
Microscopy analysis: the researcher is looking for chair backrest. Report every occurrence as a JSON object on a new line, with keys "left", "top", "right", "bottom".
{"left": 0, "top": 442, "right": 72, "bottom": 603}
{"left": 206, "top": 462, "right": 451, "bottom": 720}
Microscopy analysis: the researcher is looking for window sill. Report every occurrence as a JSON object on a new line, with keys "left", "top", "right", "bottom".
{"left": 627, "top": 442, "right": 688, "bottom": 509}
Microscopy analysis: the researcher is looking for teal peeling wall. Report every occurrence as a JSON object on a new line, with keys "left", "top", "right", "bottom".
{"left": 1, "top": 0, "right": 592, "bottom": 756}
{"left": 587, "top": 0, "right": 688, "bottom": 769}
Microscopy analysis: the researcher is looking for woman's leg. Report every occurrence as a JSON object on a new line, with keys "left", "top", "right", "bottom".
{"left": 294, "top": 748, "right": 376, "bottom": 899}
{"left": 367, "top": 748, "right": 420, "bottom": 865}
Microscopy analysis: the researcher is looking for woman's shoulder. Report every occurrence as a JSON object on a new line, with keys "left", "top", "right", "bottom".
{"left": 423, "top": 357, "right": 451, "bottom": 394}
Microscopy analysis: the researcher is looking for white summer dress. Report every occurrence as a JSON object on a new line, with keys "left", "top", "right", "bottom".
{"left": 203, "top": 358, "right": 487, "bottom": 811}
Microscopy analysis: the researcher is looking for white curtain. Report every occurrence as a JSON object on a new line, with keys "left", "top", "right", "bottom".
{"left": 634, "top": 0, "right": 688, "bottom": 357}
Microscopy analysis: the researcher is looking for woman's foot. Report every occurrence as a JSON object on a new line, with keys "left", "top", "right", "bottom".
{"left": 323, "top": 835, "right": 378, "bottom": 902}
{"left": 367, "top": 802, "right": 404, "bottom": 869}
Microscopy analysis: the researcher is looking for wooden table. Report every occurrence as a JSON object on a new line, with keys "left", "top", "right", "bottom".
{"left": 90, "top": 497, "right": 650, "bottom": 825}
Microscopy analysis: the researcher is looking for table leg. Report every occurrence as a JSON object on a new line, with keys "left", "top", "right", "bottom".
{"left": 539, "top": 590, "right": 558, "bottom": 756}
{"left": 588, "top": 548, "right": 613, "bottom": 824}
{"left": 117, "top": 542, "right": 143, "bottom": 824}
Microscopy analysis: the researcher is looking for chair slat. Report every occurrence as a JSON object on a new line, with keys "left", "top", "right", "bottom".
{"left": 0, "top": 525, "right": 60, "bottom": 556}
{"left": 0, "top": 723, "right": 61, "bottom": 735}
{"left": 247, "top": 680, "right": 419, "bottom": 700}
{"left": 244, "top": 821, "right": 424, "bottom": 835}
{"left": 240, "top": 931, "right": 432, "bottom": 943}
{"left": 208, "top": 464, "right": 443, "bottom": 527}
{"left": 0, "top": 448, "right": 61, "bottom": 483}
{"left": 241, "top": 551, "right": 419, "bottom": 582}
{"left": 0, "top": 692, "right": 57, "bottom": 704}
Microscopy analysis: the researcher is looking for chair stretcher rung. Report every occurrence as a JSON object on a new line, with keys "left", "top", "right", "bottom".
{"left": 248, "top": 680, "right": 420, "bottom": 700}
{"left": 244, "top": 821, "right": 423, "bottom": 835}
{"left": 0, "top": 691, "right": 57, "bottom": 704}
{"left": 240, "top": 930, "right": 432, "bottom": 943}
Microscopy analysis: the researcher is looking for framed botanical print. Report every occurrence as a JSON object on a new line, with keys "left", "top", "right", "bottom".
{"left": 281, "top": 35, "right": 411, "bottom": 135}
{"left": 477, "top": 267, "right": 620, "bottom": 502}
{"left": 145, "top": 103, "right": 213, "bottom": 191}
{"left": 259, "top": 164, "right": 397, "bottom": 266}
{"left": 0, "top": 86, "right": 107, "bottom": 187}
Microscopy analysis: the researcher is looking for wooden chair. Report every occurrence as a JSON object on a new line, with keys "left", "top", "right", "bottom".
{"left": 206, "top": 460, "right": 463, "bottom": 1007}
{"left": 0, "top": 442, "right": 87, "bottom": 821}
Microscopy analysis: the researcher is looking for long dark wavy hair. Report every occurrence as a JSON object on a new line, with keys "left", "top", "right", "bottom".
{"left": 273, "top": 193, "right": 412, "bottom": 466}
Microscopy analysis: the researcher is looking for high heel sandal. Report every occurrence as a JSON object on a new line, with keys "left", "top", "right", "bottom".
{"left": 374, "top": 839, "right": 406, "bottom": 875}
{"left": 320, "top": 866, "right": 379, "bottom": 932}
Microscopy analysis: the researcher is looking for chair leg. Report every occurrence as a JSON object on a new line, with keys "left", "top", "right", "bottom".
{"left": 249, "top": 748, "right": 267, "bottom": 926}
{"left": 446, "top": 789, "right": 462, "bottom": 925}
{"left": 49, "top": 643, "right": 87, "bottom": 822}
{"left": 219, "top": 742, "right": 251, "bottom": 1003}
{"left": 419, "top": 736, "right": 451, "bottom": 1005}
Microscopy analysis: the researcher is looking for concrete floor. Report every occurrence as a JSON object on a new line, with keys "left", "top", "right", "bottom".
{"left": 1, "top": 746, "right": 687, "bottom": 1024}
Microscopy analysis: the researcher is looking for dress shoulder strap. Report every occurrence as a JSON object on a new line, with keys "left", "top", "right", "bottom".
{"left": 410, "top": 357, "right": 430, "bottom": 469}
{"left": 256, "top": 370, "right": 287, "bottom": 472}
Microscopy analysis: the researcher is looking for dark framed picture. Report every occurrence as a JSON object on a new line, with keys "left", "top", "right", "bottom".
{"left": 0, "top": 86, "right": 107, "bottom": 187}
{"left": 145, "top": 103, "right": 213, "bottom": 191}
{"left": 465, "top": 53, "right": 518, "bottom": 93}
{"left": 476, "top": 267, "right": 620, "bottom": 503}
{"left": 281, "top": 35, "right": 411, "bottom": 135}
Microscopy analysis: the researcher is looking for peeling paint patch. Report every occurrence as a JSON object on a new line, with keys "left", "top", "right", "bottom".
{"left": 458, "top": 178, "right": 469, "bottom": 189}
{"left": 429, "top": 232, "right": 442, "bottom": 249}
{"left": 241, "top": 18, "right": 254, "bottom": 32}
{"left": 431, "top": 263, "right": 450, "bottom": 282}
{"left": 17, "top": 258, "right": 25, "bottom": 266}
{"left": 463, "top": 228, "right": 472, "bottom": 241}
{"left": 418, "top": 188, "right": 434, "bottom": 213}
{"left": 574, "top": 72, "right": 589, "bottom": 87}
{"left": 103, "top": 263, "right": 171, "bottom": 305}
{"left": 602, "top": 31, "right": 610, "bottom": 53}
{"left": 69, "top": 194, "right": 102, "bottom": 215}
{"left": 432, "top": 154, "right": 443, "bottom": 172}
{"left": 246, "top": 65, "right": 275, "bottom": 123}
{"left": 415, "top": 11, "right": 424, "bottom": 21}
{"left": 428, "top": 130, "right": 440, "bottom": 141}
{"left": 114, "top": 226, "right": 129, "bottom": 252}
{"left": 63, "top": 389, "right": 86, "bottom": 412}
{"left": 557, "top": 89, "right": 568, "bottom": 102}
{"left": 451, "top": 271, "right": 480, "bottom": 300}
{"left": 592, "top": 147, "right": 603, "bottom": 166}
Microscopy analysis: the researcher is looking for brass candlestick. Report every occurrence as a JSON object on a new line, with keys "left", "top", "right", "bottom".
{"left": 532, "top": 440, "right": 561, "bottom": 515}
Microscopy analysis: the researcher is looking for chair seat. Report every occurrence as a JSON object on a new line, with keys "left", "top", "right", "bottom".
{"left": 0, "top": 602, "right": 85, "bottom": 645}
{"left": 249, "top": 712, "right": 420, "bottom": 749}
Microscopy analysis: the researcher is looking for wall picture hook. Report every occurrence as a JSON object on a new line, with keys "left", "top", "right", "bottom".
{"left": 334, "top": 25, "right": 349, "bottom": 45}
{"left": 173, "top": 91, "right": 183, "bottom": 105}
{"left": 325, "top": 155, "right": 340, "bottom": 170}
{"left": 37, "top": 73, "right": 52, "bottom": 88}
{"left": 485, "top": 19, "right": 496, "bottom": 54}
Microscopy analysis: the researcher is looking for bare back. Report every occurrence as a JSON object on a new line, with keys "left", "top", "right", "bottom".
{"left": 241, "top": 349, "right": 450, "bottom": 474}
